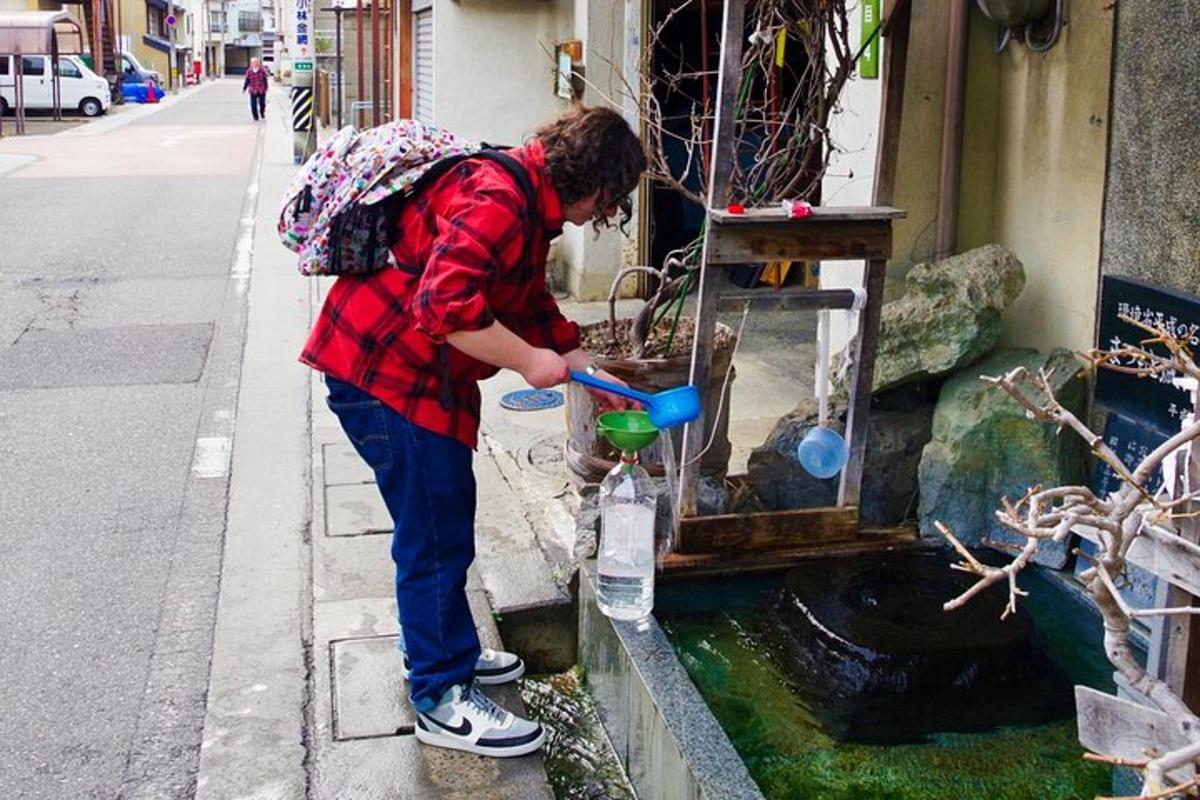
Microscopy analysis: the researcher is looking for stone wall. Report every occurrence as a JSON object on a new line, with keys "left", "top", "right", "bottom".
{"left": 1100, "top": 1, "right": 1200, "bottom": 294}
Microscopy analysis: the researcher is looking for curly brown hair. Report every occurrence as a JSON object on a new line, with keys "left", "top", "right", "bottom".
{"left": 535, "top": 105, "right": 647, "bottom": 234}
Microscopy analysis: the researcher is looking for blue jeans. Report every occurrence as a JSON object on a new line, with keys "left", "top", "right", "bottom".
{"left": 324, "top": 376, "right": 480, "bottom": 711}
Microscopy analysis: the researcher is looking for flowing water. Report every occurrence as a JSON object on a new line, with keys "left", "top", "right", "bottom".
{"left": 655, "top": 557, "right": 1116, "bottom": 800}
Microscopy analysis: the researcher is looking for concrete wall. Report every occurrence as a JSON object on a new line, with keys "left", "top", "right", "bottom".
{"left": 960, "top": 3, "right": 1114, "bottom": 352}
{"left": 557, "top": 0, "right": 632, "bottom": 301}
{"left": 1100, "top": 1, "right": 1200, "bottom": 295}
{"left": 821, "top": 9, "right": 885, "bottom": 356}
{"left": 428, "top": 0, "right": 636, "bottom": 301}
{"left": 885, "top": 3, "right": 1114, "bottom": 353}
{"left": 431, "top": 0, "right": 572, "bottom": 145}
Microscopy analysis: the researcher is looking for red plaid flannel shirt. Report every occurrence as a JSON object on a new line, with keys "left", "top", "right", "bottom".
{"left": 300, "top": 140, "right": 581, "bottom": 449}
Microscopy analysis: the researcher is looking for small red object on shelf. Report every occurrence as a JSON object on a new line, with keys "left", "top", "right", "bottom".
{"left": 726, "top": 203, "right": 745, "bottom": 215}
{"left": 782, "top": 199, "right": 812, "bottom": 219}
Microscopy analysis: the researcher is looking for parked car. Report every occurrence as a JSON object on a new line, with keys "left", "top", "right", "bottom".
{"left": 0, "top": 54, "right": 110, "bottom": 117}
{"left": 121, "top": 80, "right": 165, "bottom": 104}
{"left": 119, "top": 52, "right": 161, "bottom": 88}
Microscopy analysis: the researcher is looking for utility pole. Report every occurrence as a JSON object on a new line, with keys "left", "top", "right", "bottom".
{"left": 291, "top": 0, "right": 316, "bottom": 162}
{"left": 167, "top": 8, "right": 177, "bottom": 93}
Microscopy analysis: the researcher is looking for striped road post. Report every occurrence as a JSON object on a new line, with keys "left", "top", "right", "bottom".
{"left": 291, "top": 84, "right": 316, "bottom": 164}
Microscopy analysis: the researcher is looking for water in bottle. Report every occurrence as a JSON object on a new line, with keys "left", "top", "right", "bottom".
{"left": 596, "top": 453, "right": 658, "bottom": 621}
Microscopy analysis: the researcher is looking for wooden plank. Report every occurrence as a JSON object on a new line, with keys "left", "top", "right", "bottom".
{"left": 676, "top": 506, "right": 859, "bottom": 555}
{"left": 677, "top": 0, "right": 746, "bottom": 522}
{"left": 659, "top": 533, "right": 920, "bottom": 580}
{"left": 1164, "top": 426, "right": 1199, "bottom": 709}
{"left": 718, "top": 286, "right": 859, "bottom": 311}
{"left": 707, "top": 219, "right": 893, "bottom": 262}
{"left": 873, "top": 0, "right": 911, "bottom": 206}
{"left": 709, "top": 206, "right": 907, "bottom": 224}
{"left": 1074, "top": 523, "right": 1200, "bottom": 597}
{"left": 838, "top": 258, "right": 887, "bottom": 506}
{"left": 1074, "top": 686, "right": 1195, "bottom": 783}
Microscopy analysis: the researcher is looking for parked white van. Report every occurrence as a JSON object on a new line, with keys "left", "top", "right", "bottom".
{"left": 0, "top": 54, "right": 110, "bottom": 117}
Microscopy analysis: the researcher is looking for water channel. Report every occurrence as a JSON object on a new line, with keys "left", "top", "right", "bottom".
{"left": 655, "top": 549, "right": 1117, "bottom": 799}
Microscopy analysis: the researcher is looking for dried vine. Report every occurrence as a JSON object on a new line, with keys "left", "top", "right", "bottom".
{"left": 936, "top": 316, "right": 1200, "bottom": 798}
{"left": 605, "top": 0, "right": 877, "bottom": 352}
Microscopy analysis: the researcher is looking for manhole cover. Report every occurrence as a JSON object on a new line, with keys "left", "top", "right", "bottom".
{"left": 499, "top": 388, "right": 564, "bottom": 411}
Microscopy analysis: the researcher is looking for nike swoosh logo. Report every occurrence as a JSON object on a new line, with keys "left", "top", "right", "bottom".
{"left": 421, "top": 713, "right": 472, "bottom": 737}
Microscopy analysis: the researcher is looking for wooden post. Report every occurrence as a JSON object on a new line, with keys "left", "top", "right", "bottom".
{"left": 1166, "top": 390, "right": 1200, "bottom": 711}
{"left": 872, "top": 0, "right": 911, "bottom": 207}
{"left": 677, "top": 0, "right": 746, "bottom": 521}
{"left": 838, "top": 257, "right": 887, "bottom": 507}
{"left": 397, "top": 0, "right": 410, "bottom": 119}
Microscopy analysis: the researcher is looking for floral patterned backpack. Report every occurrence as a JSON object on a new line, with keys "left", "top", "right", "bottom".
{"left": 278, "top": 119, "right": 533, "bottom": 276}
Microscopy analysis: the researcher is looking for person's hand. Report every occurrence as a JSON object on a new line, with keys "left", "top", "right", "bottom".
{"left": 519, "top": 347, "right": 570, "bottom": 389}
{"left": 584, "top": 368, "right": 637, "bottom": 412}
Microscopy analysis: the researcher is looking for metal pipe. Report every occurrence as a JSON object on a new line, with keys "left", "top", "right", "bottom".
{"left": 355, "top": 0, "right": 363, "bottom": 127}
{"left": 383, "top": 0, "right": 391, "bottom": 119}
{"left": 53, "top": 41, "right": 62, "bottom": 121}
{"left": 334, "top": 8, "right": 343, "bottom": 127}
{"left": 92, "top": 0, "right": 102, "bottom": 94}
{"left": 15, "top": 51, "right": 26, "bottom": 135}
{"left": 370, "top": 0, "right": 379, "bottom": 125}
{"left": 935, "top": 0, "right": 969, "bottom": 260}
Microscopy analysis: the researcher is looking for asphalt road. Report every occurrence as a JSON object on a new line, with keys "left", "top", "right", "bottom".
{"left": 0, "top": 80, "right": 265, "bottom": 799}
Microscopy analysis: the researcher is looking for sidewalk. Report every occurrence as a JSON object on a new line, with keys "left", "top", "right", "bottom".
{"left": 196, "top": 92, "right": 809, "bottom": 798}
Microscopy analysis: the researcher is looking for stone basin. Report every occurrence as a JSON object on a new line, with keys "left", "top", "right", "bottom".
{"left": 762, "top": 550, "right": 1073, "bottom": 744}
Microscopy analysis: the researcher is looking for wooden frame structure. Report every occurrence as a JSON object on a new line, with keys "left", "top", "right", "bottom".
{"left": 667, "top": 0, "right": 912, "bottom": 572}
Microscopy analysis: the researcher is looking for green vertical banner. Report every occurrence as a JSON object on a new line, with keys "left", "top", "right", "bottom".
{"left": 861, "top": 0, "right": 881, "bottom": 79}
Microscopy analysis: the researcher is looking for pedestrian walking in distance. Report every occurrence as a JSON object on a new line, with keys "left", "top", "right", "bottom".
{"left": 243, "top": 58, "right": 268, "bottom": 121}
{"left": 301, "top": 106, "right": 646, "bottom": 757}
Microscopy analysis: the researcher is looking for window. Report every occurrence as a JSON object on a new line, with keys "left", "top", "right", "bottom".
{"left": 0, "top": 57, "right": 8, "bottom": 76}
{"left": 56, "top": 58, "right": 81, "bottom": 78}
{"left": 238, "top": 11, "right": 261, "bottom": 32}
{"left": 147, "top": 6, "right": 165, "bottom": 37}
{"left": 21, "top": 57, "right": 45, "bottom": 76}
{"left": 210, "top": 10, "right": 223, "bottom": 32}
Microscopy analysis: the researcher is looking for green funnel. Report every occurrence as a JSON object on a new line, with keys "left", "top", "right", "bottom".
{"left": 597, "top": 410, "right": 659, "bottom": 452}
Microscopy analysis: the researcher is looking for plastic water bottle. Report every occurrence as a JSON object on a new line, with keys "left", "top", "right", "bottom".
{"left": 596, "top": 453, "right": 658, "bottom": 621}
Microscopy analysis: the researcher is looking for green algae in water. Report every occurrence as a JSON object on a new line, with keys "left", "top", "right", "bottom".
{"left": 657, "top": 566, "right": 1114, "bottom": 800}
{"left": 519, "top": 667, "right": 635, "bottom": 800}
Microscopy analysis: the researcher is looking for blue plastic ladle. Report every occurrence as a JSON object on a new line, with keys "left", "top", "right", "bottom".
{"left": 569, "top": 371, "right": 701, "bottom": 429}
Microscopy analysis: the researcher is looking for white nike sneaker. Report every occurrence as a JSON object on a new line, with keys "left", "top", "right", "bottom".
{"left": 400, "top": 647, "right": 525, "bottom": 685}
{"left": 415, "top": 683, "right": 545, "bottom": 757}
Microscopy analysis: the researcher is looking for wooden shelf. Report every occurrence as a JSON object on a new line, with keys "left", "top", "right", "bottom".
{"left": 706, "top": 211, "right": 902, "bottom": 263}
{"left": 709, "top": 205, "right": 907, "bottom": 225}
{"left": 675, "top": 505, "right": 859, "bottom": 555}
{"left": 659, "top": 528, "right": 922, "bottom": 580}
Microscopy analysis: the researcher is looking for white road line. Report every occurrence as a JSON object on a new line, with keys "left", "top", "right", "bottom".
{"left": 192, "top": 436, "right": 232, "bottom": 478}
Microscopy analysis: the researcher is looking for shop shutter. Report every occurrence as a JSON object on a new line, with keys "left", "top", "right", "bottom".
{"left": 413, "top": 8, "right": 433, "bottom": 125}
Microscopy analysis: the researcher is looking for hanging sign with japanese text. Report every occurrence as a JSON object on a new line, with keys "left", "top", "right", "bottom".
{"left": 293, "top": 0, "right": 312, "bottom": 67}
{"left": 1094, "top": 274, "right": 1200, "bottom": 431}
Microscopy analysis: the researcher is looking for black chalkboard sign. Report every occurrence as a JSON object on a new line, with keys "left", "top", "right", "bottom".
{"left": 1095, "top": 275, "right": 1200, "bottom": 431}
{"left": 1091, "top": 410, "right": 1168, "bottom": 499}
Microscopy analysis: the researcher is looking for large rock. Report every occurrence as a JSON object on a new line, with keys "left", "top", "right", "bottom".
{"left": 747, "top": 383, "right": 937, "bottom": 524}
{"left": 918, "top": 348, "right": 1088, "bottom": 567}
{"left": 840, "top": 244, "right": 1025, "bottom": 393}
